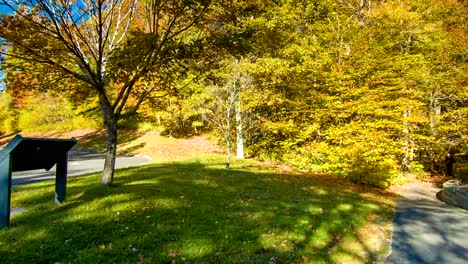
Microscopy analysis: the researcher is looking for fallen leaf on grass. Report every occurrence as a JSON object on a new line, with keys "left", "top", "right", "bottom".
{"left": 138, "top": 252, "right": 146, "bottom": 262}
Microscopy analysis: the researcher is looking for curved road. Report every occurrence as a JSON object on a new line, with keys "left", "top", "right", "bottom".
{"left": 386, "top": 184, "right": 468, "bottom": 264}
{"left": 11, "top": 148, "right": 152, "bottom": 186}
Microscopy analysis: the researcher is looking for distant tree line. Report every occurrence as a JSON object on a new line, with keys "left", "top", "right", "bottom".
{"left": 1, "top": 0, "right": 466, "bottom": 187}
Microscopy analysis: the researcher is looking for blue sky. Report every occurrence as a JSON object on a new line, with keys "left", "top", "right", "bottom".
{"left": 0, "top": 72, "right": 3, "bottom": 92}
{"left": 0, "top": 3, "right": 14, "bottom": 15}
{"left": 0, "top": 3, "right": 12, "bottom": 91}
{"left": 0, "top": 72, "right": 4, "bottom": 92}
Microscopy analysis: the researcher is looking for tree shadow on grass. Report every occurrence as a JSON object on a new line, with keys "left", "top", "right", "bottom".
{"left": 2, "top": 162, "right": 395, "bottom": 263}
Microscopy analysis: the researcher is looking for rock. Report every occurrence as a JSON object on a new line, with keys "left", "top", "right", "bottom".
{"left": 443, "top": 179, "right": 462, "bottom": 188}
{"left": 439, "top": 180, "right": 468, "bottom": 210}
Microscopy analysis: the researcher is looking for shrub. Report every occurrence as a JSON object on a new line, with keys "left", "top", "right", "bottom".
{"left": 0, "top": 93, "right": 18, "bottom": 134}
{"left": 17, "top": 93, "right": 99, "bottom": 131}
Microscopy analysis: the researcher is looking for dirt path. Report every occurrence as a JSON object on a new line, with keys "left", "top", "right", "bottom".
{"left": 386, "top": 183, "right": 468, "bottom": 264}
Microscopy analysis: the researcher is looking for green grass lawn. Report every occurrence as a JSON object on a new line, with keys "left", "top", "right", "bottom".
{"left": 1, "top": 155, "right": 395, "bottom": 263}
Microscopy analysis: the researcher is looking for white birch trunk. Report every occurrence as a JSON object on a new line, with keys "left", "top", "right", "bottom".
{"left": 402, "top": 109, "right": 414, "bottom": 173}
{"left": 235, "top": 100, "right": 244, "bottom": 159}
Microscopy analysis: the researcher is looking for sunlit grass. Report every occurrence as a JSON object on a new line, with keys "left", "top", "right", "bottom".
{"left": 1, "top": 155, "right": 395, "bottom": 263}
{"left": 74, "top": 129, "right": 219, "bottom": 162}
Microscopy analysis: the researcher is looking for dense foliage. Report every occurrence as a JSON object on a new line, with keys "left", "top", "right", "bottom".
{"left": 1, "top": 0, "right": 467, "bottom": 187}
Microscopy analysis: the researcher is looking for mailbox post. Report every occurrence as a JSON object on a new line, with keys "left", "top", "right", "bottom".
{"left": 0, "top": 135, "right": 77, "bottom": 227}
{"left": 0, "top": 155, "right": 12, "bottom": 228}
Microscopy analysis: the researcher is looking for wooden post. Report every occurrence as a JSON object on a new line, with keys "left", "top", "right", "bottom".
{"left": 0, "top": 156, "right": 12, "bottom": 228}
{"left": 55, "top": 153, "right": 68, "bottom": 205}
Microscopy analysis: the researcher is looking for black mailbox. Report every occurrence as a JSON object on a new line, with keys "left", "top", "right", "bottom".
{"left": 0, "top": 135, "right": 77, "bottom": 227}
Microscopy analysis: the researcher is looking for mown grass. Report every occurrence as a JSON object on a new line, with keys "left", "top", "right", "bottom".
{"left": 59, "top": 129, "right": 220, "bottom": 162}
{"left": 1, "top": 155, "right": 395, "bottom": 263}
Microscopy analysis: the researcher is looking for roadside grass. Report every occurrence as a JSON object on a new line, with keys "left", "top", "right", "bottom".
{"left": 0, "top": 129, "right": 220, "bottom": 162}
{"left": 75, "top": 130, "right": 220, "bottom": 162}
{"left": 1, "top": 154, "right": 395, "bottom": 263}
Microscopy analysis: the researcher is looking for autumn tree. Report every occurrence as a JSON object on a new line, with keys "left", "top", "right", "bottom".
{"left": 232, "top": 0, "right": 467, "bottom": 186}
{"left": 0, "top": 91, "right": 12, "bottom": 135}
{"left": 0, "top": 0, "right": 211, "bottom": 185}
{"left": 191, "top": 58, "right": 254, "bottom": 167}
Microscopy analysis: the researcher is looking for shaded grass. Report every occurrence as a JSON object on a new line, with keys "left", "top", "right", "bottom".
{"left": 1, "top": 155, "right": 395, "bottom": 263}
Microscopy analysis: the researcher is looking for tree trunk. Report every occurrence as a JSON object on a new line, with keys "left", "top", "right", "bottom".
{"left": 99, "top": 96, "right": 118, "bottom": 185}
{"left": 235, "top": 101, "right": 244, "bottom": 159}
{"left": 402, "top": 109, "right": 416, "bottom": 173}
{"left": 226, "top": 139, "right": 231, "bottom": 169}
{"left": 102, "top": 121, "right": 118, "bottom": 185}
{"left": 445, "top": 150, "right": 455, "bottom": 177}
{"left": 429, "top": 90, "right": 442, "bottom": 171}
{"left": 225, "top": 105, "right": 232, "bottom": 169}
{"left": 402, "top": 109, "right": 412, "bottom": 172}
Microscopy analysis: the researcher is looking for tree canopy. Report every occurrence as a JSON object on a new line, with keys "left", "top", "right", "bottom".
{"left": 1, "top": 0, "right": 467, "bottom": 187}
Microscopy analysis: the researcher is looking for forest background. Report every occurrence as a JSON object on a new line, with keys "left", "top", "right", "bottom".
{"left": 0, "top": 0, "right": 467, "bottom": 187}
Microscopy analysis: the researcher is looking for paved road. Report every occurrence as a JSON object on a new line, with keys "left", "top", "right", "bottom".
{"left": 11, "top": 148, "right": 152, "bottom": 186}
{"left": 386, "top": 184, "right": 468, "bottom": 264}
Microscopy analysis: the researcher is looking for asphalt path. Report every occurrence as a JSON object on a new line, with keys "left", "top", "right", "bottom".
{"left": 10, "top": 148, "right": 152, "bottom": 186}
{"left": 386, "top": 184, "right": 468, "bottom": 264}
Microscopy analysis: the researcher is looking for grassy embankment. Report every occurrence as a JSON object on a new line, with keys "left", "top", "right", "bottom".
{"left": 0, "top": 130, "right": 396, "bottom": 263}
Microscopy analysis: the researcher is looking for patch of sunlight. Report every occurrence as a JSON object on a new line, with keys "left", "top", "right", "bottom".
{"left": 259, "top": 231, "right": 296, "bottom": 253}
{"left": 219, "top": 185, "right": 238, "bottom": 193}
{"left": 306, "top": 205, "right": 324, "bottom": 214}
{"left": 249, "top": 211, "right": 276, "bottom": 223}
{"left": 125, "top": 179, "right": 160, "bottom": 185}
{"left": 119, "top": 171, "right": 158, "bottom": 178}
{"left": 72, "top": 194, "right": 136, "bottom": 211}
{"left": 307, "top": 227, "right": 332, "bottom": 249}
{"left": 23, "top": 228, "right": 48, "bottom": 242}
{"left": 77, "top": 196, "right": 181, "bottom": 213}
{"left": 285, "top": 229, "right": 307, "bottom": 242}
{"left": 103, "top": 201, "right": 145, "bottom": 213}
{"left": 364, "top": 203, "right": 379, "bottom": 210}
{"left": 174, "top": 238, "right": 215, "bottom": 258}
{"left": 63, "top": 212, "right": 109, "bottom": 222}
{"left": 333, "top": 234, "right": 367, "bottom": 262}
{"left": 331, "top": 251, "right": 364, "bottom": 264}
{"left": 336, "top": 204, "right": 353, "bottom": 211}
{"left": 316, "top": 188, "right": 328, "bottom": 195}
{"left": 192, "top": 178, "right": 226, "bottom": 189}
{"left": 303, "top": 186, "right": 328, "bottom": 195}
{"left": 192, "top": 179, "right": 210, "bottom": 185}
{"left": 154, "top": 198, "right": 183, "bottom": 208}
